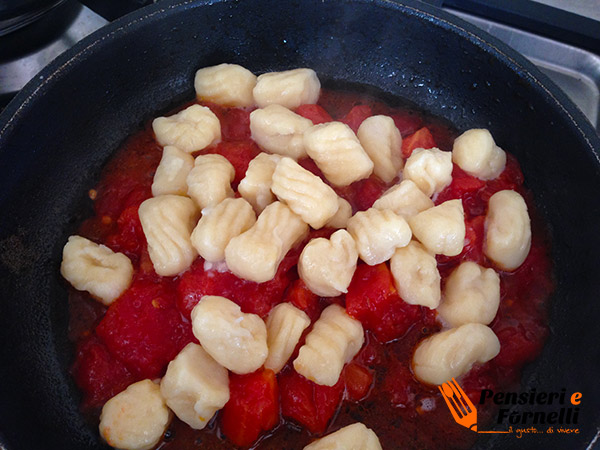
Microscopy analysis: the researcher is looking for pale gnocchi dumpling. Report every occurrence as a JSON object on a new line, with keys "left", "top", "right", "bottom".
{"left": 303, "top": 423, "right": 383, "bottom": 450}
{"left": 265, "top": 303, "right": 311, "bottom": 374}
{"left": 294, "top": 304, "right": 364, "bottom": 386}
{"left": 298, "top": 230, "right": 358, "bottom": 297}
{"left": 390, "top": 241, "right": 441, "bottom": 309}
{"left": 408, "top": 199, "right": 465, "bottom": 257}
{"left": 412, "top": 323, "right": 500, "bottom": 385}
{"left": 60, "top": 235, "right": 133, "bottom": 305}
{"left": 357, "top": 115, "right": 403, "bottom": 183}
{"left": 138, "top": 195, "right": 199, "bottom": 277}
{"left": 191, "top": 296, "right": 268, "bottom": 374}
{"left": 403, "top": 148, "right": 453, "bottom": 197}
{"left": 152, "top": 104, "right": 221, "bottom": 153}
{"left": 250, "top": 105, "right": 314, "bottom": 159}
{"left": 452, "top": 128, "right": 506, "bottom": 180}
{"left": 304, "top": 122, "right": 374, "bottom": 186}
{"left": 326, "top": 197, "right": 353, "bottom": 229}
{"left": 238, "top": 152, "right": 281, "bottom": 213}
{"left": 484, "top": 190, "right": 531, "bottom": 271}
{"left": 225, "top": 201, "right": 308, "bottom": 283}
{"left": 253, "top": 68, "right": 321, "bottom": 109}
{"left": 437, "top": 262, "right": 500, "bottom": 327}
{"left": 194, "top": 63, "right": 257, "bottom": 107}
{"left": 152, "top": 145, "right": 195, "bottom": 197}
{"left": 99, "top": 379, "right": 171, "bottom": 450}
{"left": 160, "top": 343, "right": 230, "bottom": 430}
{"left": 372, "top": 179, "right": 434, "bottom": 218}
{"left": 187, "top": 154, "right": 235, "bottom": 210}
{"left": 271, "top": 157, "right": 339, "bottom": 229}
{"left": 347, "top": 208, "right": 412, "bottom": 266}
{"left": 191, "top": 197, "right": 256, "bottom": 262}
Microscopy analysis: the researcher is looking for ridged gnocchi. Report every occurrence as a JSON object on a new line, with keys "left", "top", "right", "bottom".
{"left": 357, "top": 115, "right": 403, "bottom": 183}
{"left": 347, "top": 208, "right": 412, "bottom": 266}
{"left": 271, "top": 157, "right": 339, "bottom": 229}
{"left": 250, "top": 105, "right": 314, "bottom": 159}
{"left": 303, "top": 423, "right": 382, "bottom": 450}
{"left": 326, "top": 197, "right": 353, "bottom": 229}
{"left": 304, "top": 122, "right": 374, "bottom": 186}
{"left": 452, "top": 128, "right": 506, "bottom": 180}
{"left": 191, "top": 197, "right": 256, "bottom": 262}
{"left": 225, "top": 201, "right": 308, "bottom": 283}
{"left": 191, "top": 296, "right": 268, "bottom": 374}
{"left": 152, "top": 104, "right": 221, "bottom": 153}
{"left": 194, "top": 63, "right": 256, "bottom": 107}
{"left": 265, "top": 303, "right": 311, "bottom": 374}
{"left": 160, "top": 343, "right": 230, "bottom": 430}
{"left": 484, "top": 190, "right": 531, "bottom": 271}
{"left": 238, "top": 152, "right": 281, "bottom": 213}
{"left": 61, "top": 235, "right": 133, "bottom": 305}
{"left": 99, "top": 380, "right": 171, "bottom": 450}
{"left": 372, "top": 179, "right": 434, "bottom": 218}
{"left": 408, "top": 199, "right": 465, "bottom": 257}
{"left": 138, "top": 195, "right": 199, "bottom": 277}
{"left": 437, "top": 262, "right": 500, "bottom": 327}
{"left": 187, "top": 154, "right": 235, "bottom": 210}
{"left": 390, "top": 241, "right": 441, "bottom": 309}
{"left": 403, "top": 148, "right": 453, "bottom": 197}
{"left": 151, "top": 145, "right": 195, "bottom": 197}
{"left": 294, "top": 304, "right": 364, "bottom": 386}
{"left": 298, "top": 230, "right": 358, "bottom": 297}
{"left": 253, "top": 68, "right": 321, "bottom": 109}
{"left": 412, "top": 323, "right": 501, "bottom": 385}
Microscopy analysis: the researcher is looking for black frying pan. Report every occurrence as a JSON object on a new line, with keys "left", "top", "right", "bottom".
{"left": 0, "top": 0, "right": 599, "bottom": 449}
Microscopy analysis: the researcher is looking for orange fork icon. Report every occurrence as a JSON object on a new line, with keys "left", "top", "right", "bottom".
{"left": 439, "top": 378, "right": 478, "bottom": 432}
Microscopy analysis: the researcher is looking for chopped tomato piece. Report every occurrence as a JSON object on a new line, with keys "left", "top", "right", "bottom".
{"left": 295, "top": 104, "right": 333, "bottom": 124}
{"left": 221, "top": 369, "right": 280, "bottom": 447}
{"left": 492, "top": 322, "right": 547, "bottom": 369}
{"left": 346, "top": 263, "right": 423, "bottom": 342}
{"left": 279, "top": 368, "right": 344, "bottom": 434}
{"left": 284, "top": 279, "right": 321, "bottom": 322}
{"left": 342, "top": 105, "right": 372, "bottom": 132}
{"left": 221, "top": 107, "right": 252, "bottom": 141}
{"left": 335, "top": 176, "right": 387, "bottom": 212}
{"left": 343, "top": 362, "right": 373, "bottom": 401}
{"left": 207, "top": 140, "right": 261, "bottom": 186}
{"left": 96, "top": 278, "right": 193, "bottom": 379}
{"left": 105, "top": 205, "right": 146, "bottom": 264}
{"left": 435, "top": 166, "right": 486, "bottom": 205}
{"left": 390, "top": 111, "right": 423, "bottom": 137}
{"left": 401, "top": 127, "right": 436, "bottom": 158}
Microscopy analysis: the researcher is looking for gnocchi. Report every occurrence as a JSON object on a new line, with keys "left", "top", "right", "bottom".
{"left": 390, "top": 240, "right": 441, "bottom": 309}
{"left": 271, "top": 157, "right": 339, "bottom": 229}
{"left": 357, "top": 115, "right": 403, "bottom": 183}
{"left": 138, "top": 195, "right": 199, "bottom": 277}
{"left": 294, "top": 304, "right": 364, "bottom": 386}
{"left": 187, "top": 154, "right": 235, "bottom": 210}
{"left": 298, "top": 230, "right": 358, "bottom": 297}
{"left": 372, "top": 179, "right": 434, "bottom": 218}
{"left": 253, "top": 68, "right": 321, "bottom": 109}
{"left": 412, "top": 323, "right": 501, "bottom": 385}
{"left": 225, "top": 201, "right": 308, "bottom": 283}
{"left": 265, "top": 303, "right": 311, "bottom": 374}
{"left": 152, "top": 104, "right": 221, "bottom": 153}
{"left": 194, "top": 63, "right": 256, "bottom": 107}
{"left": 304, "top": 423, "right": 383, "bottom": 450}
{"left": 452, "top": 128, "right": 506, "bottom": 180}
{"left": 347, "top": 208, "right": 412, "bottom": 266}
{"left": 250, "top": 104, "right": 314, "bottom": 159}
{"left": 60, "top": 235, "right": 133, "bottom": 305}
{"left": 191, "top": 197, "right": 256, "bottom": 262}
{"left": 99, "top": 380, "right": 171, "bottom": 450}
{"left": 191, "top": 296, "right": 268, "bottom": 374}
{"left": 325, "top": 197, "right": 353, "bottom": 229}
{"left": 408, "top": 199, "right": 465, "bottom": 257}
{"left": 160, "top": 343, "right": 230, "bottom": 430}
{"left": 403, "top": 148, "right": 453, "bottom": 197}
{"left": 304, "top": 122, "right": 374, "bottom": 186}
{"left": 151, "top": 145, "right": 195, "bottom": 197}
{"left": 484, "top": 190, "right": 532, "bottom": 271}
{"left": 437, "top": 262, "right": 500, "bottom": 327}
{"left": 238, "top": 152, "right": 281, "bottom": 213}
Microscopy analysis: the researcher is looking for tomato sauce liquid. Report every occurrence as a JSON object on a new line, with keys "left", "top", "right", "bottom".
{"left": 68, "top": 86, "right": 554, "bottom": 450}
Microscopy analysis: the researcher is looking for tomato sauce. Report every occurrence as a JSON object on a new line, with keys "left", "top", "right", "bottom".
{"left": 67, "top": 86, "right": 554, "bottom": 449}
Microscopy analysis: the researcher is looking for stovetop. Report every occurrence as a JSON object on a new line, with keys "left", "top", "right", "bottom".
{"left": 1, "top": 0, "right": 599, "bottom": 131}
